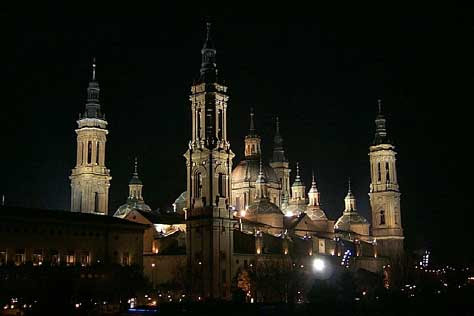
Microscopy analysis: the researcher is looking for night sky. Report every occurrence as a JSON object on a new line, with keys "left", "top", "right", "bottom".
{"left": 1, "top": 7, "right": 472, "bottom": 264}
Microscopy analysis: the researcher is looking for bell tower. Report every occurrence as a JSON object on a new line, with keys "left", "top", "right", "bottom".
{"left": 270, "top": 117, "right": 291, "bottom": 206}
{"left": 184, "top": 23, "right": 235, "bottom": 300}
{"left": 369, "top": 100, "right": 404, "bottom": 259}
{"left": 70, "top": 59, "right": 111, "bottom": 214}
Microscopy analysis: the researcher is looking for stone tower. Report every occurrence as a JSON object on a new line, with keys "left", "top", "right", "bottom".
{"left": 70, "top": 59, "right": 111, "bottom": 214}
{"left": 368, "top": 100, "right": 404, "bottom": 259}
{"left": 270, "top": 117, "right": 291, "bottom": 205}
{"left": 184, "top": 23, "right": 235, "bottom": 300}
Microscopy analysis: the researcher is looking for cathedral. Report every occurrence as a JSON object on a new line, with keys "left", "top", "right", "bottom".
{"left": 69, "top": 23, "right": 404, "bottom": 301}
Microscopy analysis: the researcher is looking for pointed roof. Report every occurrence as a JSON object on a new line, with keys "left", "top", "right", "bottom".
{"left": 129, "top": 157, "right": 142, "bottom": 185}
{"left": 309, "top": 170, "right": 318, "bottom": 193}
{"left": 83, "top": 57, "right": 103, "bottom": 119}
{"left": 255, "top": 159, "right": 266, "bottom": 184}
{"left": 272, "top": 116, "right": 288, "bottom": 163}
{"left": 292, "top": 162, "right": 304, "bottom": 187}
{"left": 373, "top": 99, "right": 391, "bottom": 145}
{"left": 199, "top": 22, "right": 218, "bottom": 83}
{"left": 247, "top": 107, "right": 257, "bottom": 137}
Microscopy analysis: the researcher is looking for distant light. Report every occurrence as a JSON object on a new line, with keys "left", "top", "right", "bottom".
{"left": 240, "top": 210, "right": 246, "bottom": 217}
{"left": 313, "top": 258, "right": 325, "bottom": 272}
{"left": 151, "top": 263, "right": 155, "bottom": 267}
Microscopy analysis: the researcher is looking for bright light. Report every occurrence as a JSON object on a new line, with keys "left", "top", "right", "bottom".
{"left": 240, "top": 210, "right": 246, "bottom": 217}
{"left": 313, "top": 258, "right": 325, "bottom": 272}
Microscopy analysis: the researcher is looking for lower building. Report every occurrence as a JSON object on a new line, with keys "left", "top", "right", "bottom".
{"left": 0, "top": 206, "right": 145, "bottom": 267}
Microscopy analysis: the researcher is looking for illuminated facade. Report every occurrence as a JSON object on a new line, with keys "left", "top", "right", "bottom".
{"left": 183, "top": 23, "right": 235, "bottom": 300}
{"left": 105, "top": 23, "right": 405, "bottom": 300}
{"left": 368, "top": 100, "right": 404, "bottom": 258}
{"left": 70, "top": 59, "right": 111, "bottom": 214}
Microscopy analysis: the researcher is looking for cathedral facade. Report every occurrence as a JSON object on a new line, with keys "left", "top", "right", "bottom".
{"left": 69, "top": 24, "right": 405, "bottom": 301}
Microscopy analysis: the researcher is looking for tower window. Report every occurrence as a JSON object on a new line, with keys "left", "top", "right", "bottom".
{"left": 385, "top": 162, "right": 390, "bottom": 182}
{"left": 87, "top": 141, "right": 92, "bottom": 164}
{"left": 218, "top": 109, "right": 223, "bottom": 139}
{"left": 96, "top": 141, "right": 100, "bottom": 165}
{"left": 195, "top": 172, "right": 202, "bottom": 198}
{"left": 94, "top": 192, "right": 99, "bottom": 212}
{"left": 218, "top": 173, "right": 225, "bottom": 197}
{"left": 380, "top": 210, "right": 386, "bottom": 225}
{"left": 236, "top": 196, "right": 241, "bottom": 210}
{"left": 377, "top": 162, "right": 381, "bottom": 182}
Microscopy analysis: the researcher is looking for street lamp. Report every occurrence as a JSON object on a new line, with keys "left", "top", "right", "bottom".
{"left": 313, "top": 257, "right": 325, "bottom": 272}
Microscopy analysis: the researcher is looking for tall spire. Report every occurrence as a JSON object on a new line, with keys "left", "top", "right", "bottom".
{"left": 309, "top": 170, "right": 318, "bottom": 193}
{"left": 199, "top": 21, "right": 218, "bottom": 83}
{"left": 272, "top": 116, "right": 287, "bottom": 162}
{"left": 84, "top": 57, "right": 102, "bottom": 119}
{"left": 373, "top": 99, "right": 390, "bottom": 145}
{"left": 255, "top": 158, "right": 267, "bottom": 199}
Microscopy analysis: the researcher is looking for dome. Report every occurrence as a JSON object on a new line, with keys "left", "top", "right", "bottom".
{"left": 247, "top": 198, "right": 283, "bottom": 216}
{"left": 334, "top": 211, "right": 368, "bottom": 232}
{"left": 282, "top": 204, "right": 306, "bottom": 217}
{"left": 173, "top": 191, "right": 187, "bottom": 213}
{"left": 232, "top": 159, "right": 279, "bottom": 184}
{"left": 306, "top": 206, "right": 328, "bottom": 221}
{"left": 114, "top": 198, "right": 152, "bottom": 218}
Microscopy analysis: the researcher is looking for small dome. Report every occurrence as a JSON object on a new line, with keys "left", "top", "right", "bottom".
{"left": 334, "top": 211, "right": 368, "bottom": 232}
{"left": 282, "top": 204, "right": 306, "bottom": 217}
{"left": 173, "top": 191, "right": 187, "bottom": 213}
{"left": 114, "top": 199, "right": 152, "bottom": 218}
{"left": 306, "top": 206, "right": 328, "bottom": 221}
{"left": 247, "top": 198, "right": 283, "bottom": 216}
{"left": 232, "top": 159, "right": 279, "bottom": 184}
{"left": 129, "top": 175, "right": 142, "bottom": 185}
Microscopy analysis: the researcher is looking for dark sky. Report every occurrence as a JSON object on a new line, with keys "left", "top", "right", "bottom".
{"left": 0, "top": 7, "right": 472, "bottom": 264}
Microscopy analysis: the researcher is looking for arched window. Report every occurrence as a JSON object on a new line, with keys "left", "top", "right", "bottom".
{"left": 377, "top": 162, "right": 381, "bottom": 182}
{"left": 87, "top": 141, "right": 92, "bottom": 164}
{"left": 96, "top": 141, "right": 100, "bottom": 165}
{"left": 385, "top": 162, "right": 390, "bottom": 182}
{"left": 195, "top": 172, "right": 202, "bottom": 198}
{"left": 379, "top": 210, "right": 386, "bottom": 225}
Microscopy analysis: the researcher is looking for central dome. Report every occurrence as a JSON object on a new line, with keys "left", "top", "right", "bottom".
{"left": 232, "top": 159, "right": 279, "bottom": 184}
{"left": 334, "top": 211, "right": 369, "bottom": 231}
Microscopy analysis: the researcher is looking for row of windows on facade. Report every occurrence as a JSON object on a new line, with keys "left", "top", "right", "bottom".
{"left": 0, "top": 226, "right": 118, "bottom": 238}
{"left": 0, "top": 249, "right": 131, "bottom": 267}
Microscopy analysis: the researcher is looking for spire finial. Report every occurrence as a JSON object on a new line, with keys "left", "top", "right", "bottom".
{"left": 296, "top": 162, "right": 300, "bottom": 178}
{"left": 373, "top": 99, "right": 389, "bottom": 145}
{"left": 312, "top": 169, "right": 315, "bottom": 183}
{"left": 206, "top": 22, "right": 211, "bottom": 42}
{"left": 276, "top": 116, "right": 280, "bottom": 134}
{"left": 92, "top": 57, "right": 96, "bottom": 81}
{"left": 348, "top": 177, "right": 352, "bottom": 193}
{"left": 249, "top": 107, "right": 256, "bottom": 135}
{"left": 134, "top": 157, "right": 138, "bottom": 176}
